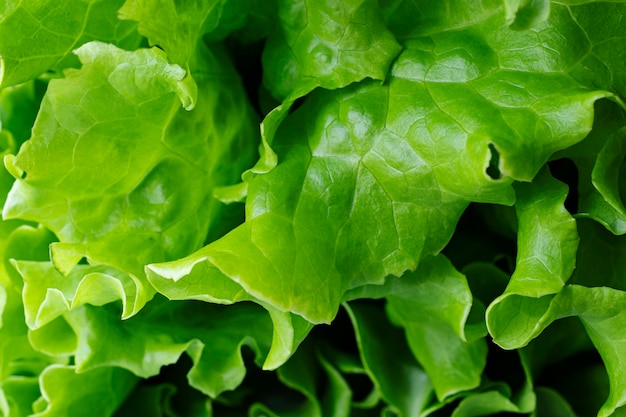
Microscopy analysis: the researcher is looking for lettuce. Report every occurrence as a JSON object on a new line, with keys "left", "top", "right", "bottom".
{"left": 0, "top": 0, "right": 626, "bottom": 416}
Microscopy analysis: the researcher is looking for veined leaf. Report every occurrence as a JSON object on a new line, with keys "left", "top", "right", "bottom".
{"left": 0, "top": 0, "right": 140, "bottom": 88}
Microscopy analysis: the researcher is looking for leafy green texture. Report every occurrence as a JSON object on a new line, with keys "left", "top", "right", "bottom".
{"left": 486, "top": 167, "right": 579, "bottom": 343}
{"left": 345, "top": 301, "right": 432, "bottom": 416}
{"left": 148, "top": 0, "right": 610, "bottom": 325}
{"left": 32, "top": 365, "right": 137, "bottom": 417}
{"left": 0, "top": 0, "right": 140, "bottom": 88}
{"left": 503, "top": 0, "right": 550, "bottom": 30}
{"left": 487, "top": 171, "right": 626, "bottom": 416}
{"left": 63, "top": 301, "right": 274, "bottom": 398}
{"left": 3, "top": 40, "right": 259, "bottom": 319}
{"left": 262, "top": 0, "right": 401, "bottom": 100}
{"left": 386, "top": 256, "right": 486, "bottom": 400}
{"left": 1, "top": 1, "right": 626, "bottom": 416}
{"left": 119, "top": 0, "right": 272, "bottom": 73}
{"left": 558, "top": 100, "right": 626, "bottom": 234}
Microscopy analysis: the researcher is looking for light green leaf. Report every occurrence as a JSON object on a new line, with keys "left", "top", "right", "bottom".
{"left": 60, "top": 300, "right": 276, "bottom": 398}
{"left": 262, "top": 0, "right": 402, "bottom": 101}
{"left": 28, "top": 316, "right": 77, "bottom": 358}
{"left": 262, "top": 306, "right": 314, "bottom": 370}
{"left": 488, "top": 213, "right": 626, "bottom": 416}
{"left": 14, "top": 261, "right": 150, "bottom": 328}
{"left": 0, "top": 0, "right": 140, "bottom": 88}
{"left": 31, "top": 365, "right": 138, "bottom": 417}
{"left": 0, "top": 219, "right": 64, "bottom": 417}
{"left": 148, "top": 0, "right": 612, "bottom": 323}
{"left": 487, "top": 167, "right": 579, "bottom": 347}
{"left": 526, "top": 285, "right": 626, "bottom": 417}
{"left": 3, "top": 41, "right": 259, "bottom": 316}
{"left": 502, "top": 0, "right": 550, "bottom": 30}
{"left": 0, "top": 376, "right": 41, "bottom": 417}
{"left": 119, "top": 0, "right": 273, "bottom": 77}
{"left": 386, "top": 256, "right": 487, "bottom": 401}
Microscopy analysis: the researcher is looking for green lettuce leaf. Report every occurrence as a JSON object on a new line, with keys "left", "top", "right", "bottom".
{"left": 0, "top": 223, "right": 63, "bottom": 417}
{"left": 557, "top": 100, "right": 626, "bottom": 235}
{"left": 3, "top": 40, "right": 259, "bottom": 318}
{"left": 262, "top": 0, "right": 401, "bottom": 101}
{"left": 487, "top": 171, "right": 626, "bottom": 416}
{"left": 31, "top": 365, "right": 137, "bottom": 417}
{"left": 14, "top": 261, "right": 149, "bottom": 327}
{"left": 502, "top": 0, "right": 550, "bottom": 30}
{"left": 148, "top": 1, "right": 610, "bottom": 323}
{"left": 1, "top": 2, "right": 626, "bottom": 416}
{"left": 344, "top": 301, "right": 432, "bottom": 416}
{"left": 0, "top": 0, "right": 140, "bottom": 88}
{"left": 118, "top": 0, "right": 272, "bottom": 79}
{"left": 486, "top": 166, "right": 578, "bottom": 347}
{"left": 28, "top": 298, "right": 296, "bottom": 402}
{"left": 52, "top": 300, "right": 274, "bottom": 398}
{"left": 385, "top": 256, "right": 486, "bottom": 401}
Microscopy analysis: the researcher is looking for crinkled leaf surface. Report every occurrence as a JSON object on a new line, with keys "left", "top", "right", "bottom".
{"left": 0, "top": 0, "right": 140, "bottom": 88}
{"left": 14, "top": 261, "right": 149, "bottom": 328}
{"left": 487, "top": 173, "right": 626, "bottom": 416}
{"left": 49, "top": 300, "right": 275, "bottom": 398}
{"left": 118, "top": 0, "right": 271, "bottom": 77}
{"left": 486, "top": 167, "right": 579, "bottom": 347}
{"left": 262, "top": 0, "right": 402, "bottom": 101}
{"left": 493, "top": 285, "right": 626, "bottom": 417}
{"left": 0, "top": 1, "right": 626, "bottom": 416}
{"left": 148, "top": 0, "right": 610, "bottom": 323}
{"left": 0, "top": 223, "right": 63, "bottom": 416}
{"left": 3, "top": 41, "right": 259, "bottom": 318}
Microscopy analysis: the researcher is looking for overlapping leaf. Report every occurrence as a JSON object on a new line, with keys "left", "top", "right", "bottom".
{"left": 3, "top": 40, "right": 259, "bottom": 319}
{"left": 31, "top": 365, "right": 137, "bottom": 417}
{"left": 148, "top": 2, "right": 612, "bottom": 324}
{"left": 486, "top": 169, "right": 626, "bottom": 416}
{"left": 380, "top": 256, "right": 487, "bottom": 401}
{"left": 28, "top": 299, "right": 275, "bottom": 399}
{"left": 262, "top": 0, "right": 401, "bottom": 101}
{"left": 0, "top": 0, "right": 140, "bottom": 88}
{"left": 345, "top": 301, "right": 432, "bottom": 417}
{"left": 0, "top": 1, "right": 626, "bottom": 416}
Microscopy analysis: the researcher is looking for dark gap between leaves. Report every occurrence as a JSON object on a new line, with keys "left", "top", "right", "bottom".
{"left": 486, "top": 143, "right": 502, "bottom": 180}
{"left": 548, "top": 158, "right": 579, "bottom": 215}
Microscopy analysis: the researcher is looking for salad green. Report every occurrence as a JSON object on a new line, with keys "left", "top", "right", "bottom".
{"left": 0, "top": 0, "right": 626, "bottom": 415}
